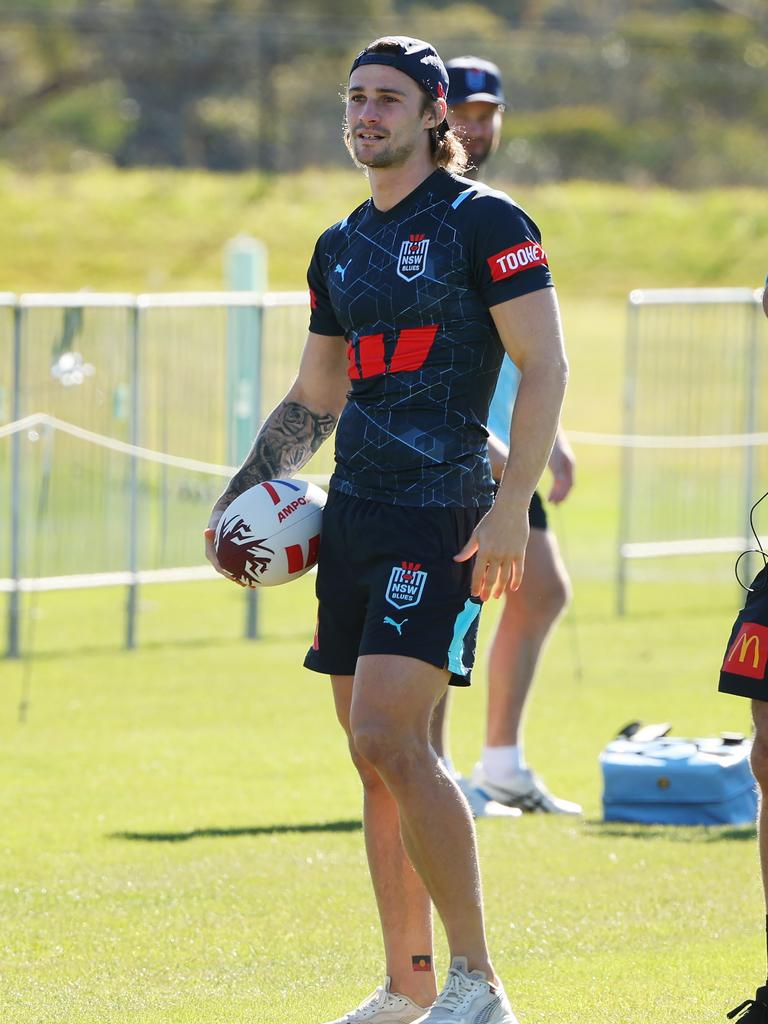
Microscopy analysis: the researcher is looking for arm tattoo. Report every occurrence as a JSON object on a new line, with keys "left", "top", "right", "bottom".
{"left": 222, "top": 400, "right": 337, "bottom": 501}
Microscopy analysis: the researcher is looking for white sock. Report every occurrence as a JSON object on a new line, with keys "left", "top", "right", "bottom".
{"left": 482, "top": 744, "right": 526, "bottom": 782}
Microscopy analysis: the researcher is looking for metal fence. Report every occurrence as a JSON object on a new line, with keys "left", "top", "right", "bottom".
{"left": 617, "top": 287, "right": 767, "bottom": 613}
{"left": 6, "top": 287, "right": 767, "bottom": 650}
{"left": 1, "top": 290, "right": 324, "bottom": 657}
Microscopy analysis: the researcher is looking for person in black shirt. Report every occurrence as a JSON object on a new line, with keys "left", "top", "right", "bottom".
{"left": 719, "top": 276, "right": 768, "bottom": 1024}
{"left": 206, "top": 36, "right": 568, "bottom": 1024}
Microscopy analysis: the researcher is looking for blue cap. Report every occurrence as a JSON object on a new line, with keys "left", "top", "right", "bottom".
{"left": 446, "top": 57, "right": 505, "bottom": 108}
{"left": 350, "top": 36, "right": 449, "bottom": 101}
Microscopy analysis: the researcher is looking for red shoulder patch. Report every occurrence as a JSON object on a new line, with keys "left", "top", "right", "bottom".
{"left": 487, "top": 241, "right": 547, "bottom": 282}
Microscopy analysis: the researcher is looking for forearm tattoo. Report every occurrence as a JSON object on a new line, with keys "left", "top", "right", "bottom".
{"left": 223, "top": 400, "right": 337, "bottom": 501}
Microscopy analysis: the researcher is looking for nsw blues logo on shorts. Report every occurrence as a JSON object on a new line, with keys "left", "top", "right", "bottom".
{"left": 397, "top": 234, "right": 430, "bottom": 282}
{"left": 385, "top": 561, "right": 428, "bottom": 610}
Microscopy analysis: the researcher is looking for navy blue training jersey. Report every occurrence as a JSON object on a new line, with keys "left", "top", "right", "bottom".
{"left": 307, "top": 168, "right": 553, "bottom": 508}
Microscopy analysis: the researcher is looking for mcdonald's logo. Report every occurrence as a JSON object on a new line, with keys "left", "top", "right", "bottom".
{"left": 723, "top": 621, "right": 768, "bottom": 680}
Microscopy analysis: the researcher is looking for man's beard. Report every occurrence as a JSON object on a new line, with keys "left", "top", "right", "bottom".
{"left": 464, "top": 137, "right": 492, "bottom": 170}
{"left": 344, "top": 126, "right": 416, "bottom": 169}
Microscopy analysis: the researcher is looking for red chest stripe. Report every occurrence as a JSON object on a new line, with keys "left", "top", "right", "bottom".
{"left": 348, "top": 332, "right": 386, "bottom": 379}
{"left": 348, "top": 324, "right": 439, "bottom": 380}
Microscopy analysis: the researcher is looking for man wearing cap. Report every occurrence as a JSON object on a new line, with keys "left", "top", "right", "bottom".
{"left": 428, "top": 56, "right": 581, "bottom": 818}
{"left": 718, "top": 277, "right": 768, "bottom": 1024}
{"left": 206, "top": 35, "right": 568, "bottom": 1024}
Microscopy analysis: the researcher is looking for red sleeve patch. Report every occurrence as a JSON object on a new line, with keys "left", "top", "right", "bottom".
{"left": 487, "top": 241, "right": 548, "bottom": 282}
{"left": 722, "top": 622, "right": 768, "bottom": 679}
{"left": 309, "top": 287, "right": 318, "bottom": 310}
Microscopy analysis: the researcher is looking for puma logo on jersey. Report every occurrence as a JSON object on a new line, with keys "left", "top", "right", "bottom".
{"left": 334, "top": 259, "right": 352, "bottom": 282}
{"left": 383, "top": 616, "right": 408, "bottom": 635}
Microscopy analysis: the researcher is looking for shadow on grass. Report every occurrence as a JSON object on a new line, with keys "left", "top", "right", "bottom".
{"left": 110, "top": 818, "right": 362, "bottom": 842}
{"left": 585, "top": 819, "right": 756, "bottom": 842}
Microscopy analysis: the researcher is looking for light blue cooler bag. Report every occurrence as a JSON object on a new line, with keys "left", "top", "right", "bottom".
{"left": 600, "top": 724, "right": 757, "bottom": 825}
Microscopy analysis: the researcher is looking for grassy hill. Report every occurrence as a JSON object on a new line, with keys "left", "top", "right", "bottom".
{"left": 1, "top": 164, "right": 765, "bottom": 297}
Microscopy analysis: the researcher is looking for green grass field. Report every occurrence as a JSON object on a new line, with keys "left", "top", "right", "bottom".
{"left": 1, "top": 569, "right": 760, "bottom": 1024}
{"left": 1, "top": 165, "right": 766, "bottom": 1022}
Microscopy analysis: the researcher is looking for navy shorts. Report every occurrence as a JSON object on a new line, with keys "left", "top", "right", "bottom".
{"left": 490, "top": 487, "right": 547, "bottom": 530}
{"left": 529, "top": 490, "right": 547, "bottom": 531}
{"left": 303, "top": 491, "right": 486, "bottom": 686}
{"left": 719, "top": 565, "right": 768, "bottom": 701}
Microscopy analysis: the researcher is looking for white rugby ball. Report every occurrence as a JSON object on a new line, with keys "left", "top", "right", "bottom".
{"left": 214, "top": 479, "right": 326, "bottom": 588}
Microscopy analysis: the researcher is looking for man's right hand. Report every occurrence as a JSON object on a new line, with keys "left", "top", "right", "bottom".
{"left": 547, "top": 432, "right": 575, "bottom": 505}
{"left": 204, "top": 495, "right": 239, "bottom": 581}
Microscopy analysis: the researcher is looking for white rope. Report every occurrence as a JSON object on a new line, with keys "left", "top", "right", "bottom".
{"left": 0, "top": 412, "right": 329, "bottom": 482}
{"left": 3, "top": 413, "right": 768, "bottom": 459}
{"left": 0, "top": 413, "right": 235, "bottom": 475}
{"left": 0, "top": 562, "right": 317, "bottom": 593}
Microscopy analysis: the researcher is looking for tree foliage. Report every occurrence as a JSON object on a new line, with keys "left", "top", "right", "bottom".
{"left": 0, "top": 0, "right": 766, "bottom": 185}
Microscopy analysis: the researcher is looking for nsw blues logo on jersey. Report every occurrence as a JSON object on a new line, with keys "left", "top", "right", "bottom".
{"left": 397, "top": 234, "right": 430, "bottom": 282}
{"left": 385, "top": 561, "right": 428, "bottom": 610}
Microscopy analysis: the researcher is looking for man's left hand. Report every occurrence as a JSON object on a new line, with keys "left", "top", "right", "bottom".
{"left": 454, "top": 502, "right": 529, "bottom": 601}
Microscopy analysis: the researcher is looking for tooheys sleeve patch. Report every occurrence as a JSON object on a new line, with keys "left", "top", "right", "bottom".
{"left": 488, "top": 241, "right": 548, "bottom": 282}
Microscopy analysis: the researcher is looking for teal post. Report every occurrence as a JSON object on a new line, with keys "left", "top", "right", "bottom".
{"left": 225, "top": 235, "right": 267, "bottom": 640}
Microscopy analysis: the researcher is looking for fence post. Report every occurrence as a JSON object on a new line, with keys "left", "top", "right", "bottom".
{"left": 616, "top": 294, "right": 640, "bottom": 616}
{"left": 7, "top": 303, "right": 23, "bottom": 658}
{"left": 125, "top": 301, "right": 140, "bottom": 650}
{"left": 225, "top": 236, "right": 267, "bottom": 641}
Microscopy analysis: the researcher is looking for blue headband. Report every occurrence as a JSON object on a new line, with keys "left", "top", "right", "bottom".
{"left": 350, "top": 36, "right": 449, "bottom": 102}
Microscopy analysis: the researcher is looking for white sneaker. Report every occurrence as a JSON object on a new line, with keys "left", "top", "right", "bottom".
{"left": 412, "top": 957, "right": 518, "bottom": 1024}
{"left": 472, "top": 764, "right": 582, "bottom": 815}
{"left": 322, "top": 977, "right": 427, "bottom": 1024}
{"left": 455, "top": 776, "right": 522, "bottom": 819}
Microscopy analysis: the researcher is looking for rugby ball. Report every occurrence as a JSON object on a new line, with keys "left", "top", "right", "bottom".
{"left": 214, "top": 479, "right": 326, "bottom": 588}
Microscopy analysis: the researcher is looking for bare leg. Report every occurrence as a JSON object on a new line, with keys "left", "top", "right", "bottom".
{"left": 350, "top": 655, "right": 496, "bottom": 982}
{"left": 429, "top": 690, "right": 450, "bottom": 763}
{"left": 751, "top": 701, "right": 768, "bottom": 911}
{"left": 331, "top": 675, "right": 436, "bottom": 1007}
{"left": 485, "top": 527, "right": 570, "bottom": 748}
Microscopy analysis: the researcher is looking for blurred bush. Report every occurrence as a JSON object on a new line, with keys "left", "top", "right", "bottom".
{"left": 0, "top": 0, "right": 765, "bottom": 186}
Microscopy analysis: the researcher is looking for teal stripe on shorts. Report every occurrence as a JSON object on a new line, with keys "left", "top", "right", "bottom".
{"left": 447, "top": 598, "right": 482, "bottom": 676}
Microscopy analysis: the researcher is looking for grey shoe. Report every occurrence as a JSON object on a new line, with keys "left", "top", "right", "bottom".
{"left": 472, "top": 764, "right": 582, "bottom": 815}
{"left": 412, "top": 957, "right": 518, "bottom": 1024}
{"left": 322, "top": 977, "right": 427, "bottom": 1024}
